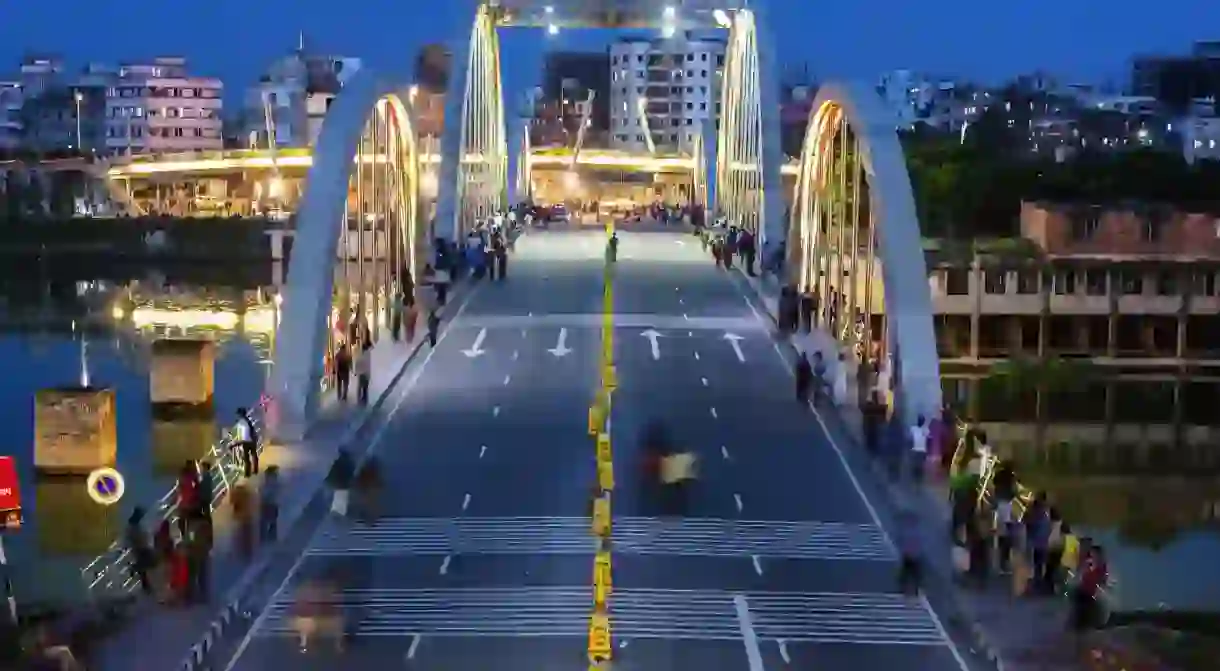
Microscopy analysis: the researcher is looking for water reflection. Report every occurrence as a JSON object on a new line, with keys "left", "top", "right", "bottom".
{"left": 945, "top": 370, "right": 1220, "bottom": 615}
{"left": 4, "top": 269, "right": 271, "bottom": 607}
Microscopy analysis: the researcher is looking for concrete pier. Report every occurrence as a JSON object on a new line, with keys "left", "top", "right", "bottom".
{"left": 150, "top": 338, "right": 216, "bottom": 406}
{"left": 34, "top": 387, "right": 118, "bottom": 475}
{"left": 34, "top": 475, "right": 120, "bottom": 555}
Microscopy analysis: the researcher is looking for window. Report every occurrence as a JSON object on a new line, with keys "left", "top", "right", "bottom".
{"left": 1154, "top": 270, "right": 1177, "bottom": 295}
{"left": 1143, "top": 217, "right": 1160, "bottom": 242}
{"left": 701, "top": 53, "right": 708, "bottom": 61}
{"left": 1119, "top": 270, "right": 1143, "bottom": 295}
{"left": 1015, "top": 270, "right": 1039, "bottom": 294}
{"left": 983, "top": 270, "right": 1007, "bottom": 294}
{"left": 1071, "top": 210, "right": 1100, "bottom": 240}
{"left": 1084, "top": 269, "right": 1107, "bottom": 296}
{"left": 944, "top": 269, "right": 969, "bottom": 295}
{"left": 1054, "top": 270, "right": 1076, "bottom": 295}
{"left": 1192, "top": 271, "right": 1217, "bottom": 296}
{"left": 701, "top": 70, "right": 708, "bottom": 77}
{"left": 700, "top": 102, "right": 707, "bottom": 110}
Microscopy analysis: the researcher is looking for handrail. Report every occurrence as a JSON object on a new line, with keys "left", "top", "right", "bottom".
{"left": 79, "top": 396, "right": 270, "bottom": 600}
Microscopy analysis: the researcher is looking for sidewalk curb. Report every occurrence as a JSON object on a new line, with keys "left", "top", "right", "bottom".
{"left": 730, "top": 267, "right": 1008, "bottom": 671}
{"left": 172, "top": 279, "right": 478, "bottom": 671}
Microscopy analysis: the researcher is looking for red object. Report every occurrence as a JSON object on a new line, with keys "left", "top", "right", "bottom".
{"left": 170, "top": 551, "right": 190, "bottom": 596}
{"left": 0, "top": 456, "right": 20, "bottom": 513}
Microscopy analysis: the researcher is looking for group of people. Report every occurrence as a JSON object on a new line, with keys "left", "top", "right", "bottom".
{"left": 698, "top": 220, "right": 758, "bottom": 275}
{"left": 124, "top": 409, "right": 279, "bottom": 606}
{"left": 950, "top": 439, "right": 1111, "bottom": 630}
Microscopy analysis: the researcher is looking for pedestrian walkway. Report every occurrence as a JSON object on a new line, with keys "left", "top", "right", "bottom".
{"left": 306, "top": 516, "right": 894, "bottom": 561}
{"left": 253, "top": 586, "right": 947, "bottom": 645}
{"left": 87, "top": 280, "right": 480, "bottom": 671}
{"left": 732, "top": 267, "right": 1086, "bottom": 671}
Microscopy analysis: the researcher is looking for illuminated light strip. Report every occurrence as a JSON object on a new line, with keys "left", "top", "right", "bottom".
{"left": 104, "top": 150, "right": 803, "bottom": 178}
{"left": 588, "top": 225, "right": 617, "bottom": 669}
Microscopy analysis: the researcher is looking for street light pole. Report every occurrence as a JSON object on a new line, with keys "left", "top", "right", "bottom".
{"left": 74, "top": 90, "right": 84, "bottom": 152}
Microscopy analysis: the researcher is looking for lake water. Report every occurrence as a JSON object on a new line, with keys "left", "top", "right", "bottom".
{"left": 943, "top": 371, "right": 1220, "bottom": 616}
{"left": 2, "top": 275, "right": 273, "bottom": 607}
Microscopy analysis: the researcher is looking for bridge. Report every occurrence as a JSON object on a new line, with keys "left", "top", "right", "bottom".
{"left": 86, "top": 3, "right": 965, "bottom": 671}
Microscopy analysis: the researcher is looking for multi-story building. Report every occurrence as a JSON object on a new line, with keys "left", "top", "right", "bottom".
{"left": 927, "top": 201, "right": 1220, "bottom": 366}
{"left": 104, "top": 57, "right": 223, "bottom": 155}
{"left": 541, "top": 51, "right": 611, "bottom": 147}
{"left": 13, "top": 56, "right": 109, "bottom": 154}
{"left": 1179, "top": 114, "right": 1220, "bottom": 163}
{"left": 243, "top": 46, "right": 362, "bottom": 149}
{"left": 608, "top": 32, "right": 725, "bottom": 153}
{"left": 1132, "top": 42, "right": 1220, "bottom": 113}
{"left": 875, "top": 70, "right": 957, "bottom": 130}
{"left": 0, "top": 81, "right": 22, "bottom": 152}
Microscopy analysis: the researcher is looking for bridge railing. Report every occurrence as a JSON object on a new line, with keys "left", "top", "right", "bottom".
{"left": 79, "top": 396, "right": 270, "bottom": 601}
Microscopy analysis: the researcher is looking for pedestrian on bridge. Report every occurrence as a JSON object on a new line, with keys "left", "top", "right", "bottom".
{"left": 427, "top": 310, "right": 440, "bottom": 347}
{"left": 355, "top": 341, "right": 372, "bottom": 406}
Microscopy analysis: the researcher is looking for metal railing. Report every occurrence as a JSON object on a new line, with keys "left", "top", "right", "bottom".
{"left": 79, "top": 396, "right": 270, "bottom": 600}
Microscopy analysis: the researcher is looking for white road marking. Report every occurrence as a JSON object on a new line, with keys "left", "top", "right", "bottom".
{"left": 479, "top": 445, "right": 487, "bottom": 458}
{"left": 701, "top": 377, "right": 709, "bottom": 386}
{"left": 733, "top": 594, "right": 766, "bottom": 671}
{"left": 752, "top": 555, "right": 763, "bottom": 575}
{"left": 694, "top": 351, "right": 701, "bottom": 360}
{"left": 520, "top": 329, "right": 527, "bottom": 338}
{"left": 503, "top": 375, "right": 511, "bottom": 385}
{"left": 462, "top": 493, "right": 472, "bottom": 511}
{"left": 778, "top": 639, "right": 790, "bottom": 663}
{"left": 724, "top": 270, "right": 972, "bottom": 671}
{"left": 220, "top": 281, "right": 487, "bottom": 671}
{"left": 683, "top": 313, "right": 690, "bottom": 321}
{"left": 710, "top": 407, "right": 718, "bottom": 419}
{"left": 679, "top": 298, "right": 685, "bottom": 305}
{"left": 688, "top": 331, "right": 694, "bottom": 337}
{"left": 439, "top": 555, "right": 451, "bottom": 575}
{"left": 734, "top": 494, "right": 743, "bottom": 512}
{"left": 512, "top": 350, "right": 519, "bottom": 360}
{"left": 721, "top": 445, "right": 730, "bottom": 460}
{"left": 407, "top": 633, "right": 422, "bottom": 659}
{"left": 493, "top": 406, "right": 501, "bottom": 417}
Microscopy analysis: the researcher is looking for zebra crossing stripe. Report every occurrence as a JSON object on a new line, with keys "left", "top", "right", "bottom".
{"left": 306, "top": 516, "right": 894, "bottom": 560}
{"left": 253, "top": 587, "right": 946, "bottom": 646}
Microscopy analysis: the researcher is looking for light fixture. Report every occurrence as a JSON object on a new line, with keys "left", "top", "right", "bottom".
{"left": 547, "top": 23, "right": 559, "bottom": 35}
{"left": 713, "top": 9, "right": 732, "bottom": 28}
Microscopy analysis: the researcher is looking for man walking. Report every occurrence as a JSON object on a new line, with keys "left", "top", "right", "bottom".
{"left": 234, "top": 407, "right": 259, "bottom": 477}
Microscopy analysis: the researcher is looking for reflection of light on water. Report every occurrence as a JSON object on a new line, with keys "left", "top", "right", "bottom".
{"left": 130, "top": 307, "right": 278, "bottom": 333}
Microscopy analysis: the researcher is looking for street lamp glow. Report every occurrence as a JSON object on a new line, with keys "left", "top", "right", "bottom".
{"left": 713, "top": 9, "right": 732, "bottom": 27}
{"left": 661, "top": 23, "right": 676, "bottom": 38}
{"left": 663, "top": 6, "right": 676, "bottom": 18}
{"left": 547, "top": 23, "right": 559, "bottom": 35}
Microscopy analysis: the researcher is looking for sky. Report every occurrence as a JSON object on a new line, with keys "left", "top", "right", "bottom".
{"left": 0, "top": 0, "right": 1216, "bottom": 101}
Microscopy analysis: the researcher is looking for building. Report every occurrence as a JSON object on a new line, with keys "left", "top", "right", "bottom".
{"left": 927, "top": 201, "right": 1220, "bottom": 366}
{"left": 541, "top": 51, "right": 611, "bottom": 147}
{"left": 104, "top": 57, "right": 223, "bottom": 155}
{"left": 13, "top": 56, "right": 111, "bottom": 154}
{"left": 608, "top": 32, "right": 725, "bottom": 154}
{"left": 0, "top": 81, "right": 22, "bottom": 152}
{"left": 414, "top": 44, "right": 451, "bottom": 94}
{"left": 875, "top": 70, "right": 958, "bottom": 130}
{"left": 243, "top": 45, "right": 362, "bottom": 149}
{"left": 1132, "top": 42, "right": 1220, "bottom": 113}
{"left": 1180, "top": 114, "right": 1220, "bottom": 163}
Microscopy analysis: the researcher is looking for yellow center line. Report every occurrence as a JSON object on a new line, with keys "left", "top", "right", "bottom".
{"left": 588, "top": 226, "right": 616, "bottom": 669}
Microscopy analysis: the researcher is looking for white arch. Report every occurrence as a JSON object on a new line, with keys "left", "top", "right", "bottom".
{"left": 268, "top": 69, "right": 424, "bottom": 440}
{"left": 787, "top": 81, "right": 942, "bottom": 425}
{"left": 714, "top": 6, "right": 784, "bottom": 248}
{"left": 435, "top": 2, "right": 508, "bottom": 241}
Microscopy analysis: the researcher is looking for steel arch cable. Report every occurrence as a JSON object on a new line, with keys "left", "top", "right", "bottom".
{"left": 715, "top": 9, "right": 764, "bottom": 235}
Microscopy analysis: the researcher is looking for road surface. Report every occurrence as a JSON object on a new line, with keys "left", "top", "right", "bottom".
{"left": 220, "top": 228, "right": 969, "bottom": 671}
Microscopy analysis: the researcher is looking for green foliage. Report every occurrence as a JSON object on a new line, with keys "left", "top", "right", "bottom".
{"left": 987, "top": 356, "right": 1097, "bottom": 394}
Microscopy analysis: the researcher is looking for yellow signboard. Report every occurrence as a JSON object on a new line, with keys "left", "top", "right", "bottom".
{"left": 593, "top": 551, "right": 612, "bottom": 606}
{"left": 598, "top": 460, "right": 616, "bottom": 492}
{"left": 588, "top": 613, "right": 612, "bottom": 663}
{"left": 596, "top": 433, "right": 612, "bottom": 465}
{"left": 602, "top": 366, "right": 617, "bottom": 391}
{"left": 592, "top": 496, "right": 611, "bottom": 536}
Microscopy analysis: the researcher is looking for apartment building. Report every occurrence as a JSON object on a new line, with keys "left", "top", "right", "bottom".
{"left": 875, "top": 70, "right": 958, "bottom": 130}
{"left": 0, "top": 81, "right": 21, "bottom": 151}
{"left": 104, "top": 57, "right": 223, "bottom": 155}
{"left": 608, "top": 32, "right": 725, "bottom": 153}
{"left": 243, "top": 47, "right": 362, "bottom": 149}
{"left": 927, "top": 201, "right": 1220, "bottom": 364}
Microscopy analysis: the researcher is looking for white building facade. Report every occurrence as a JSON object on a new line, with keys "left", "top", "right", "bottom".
{"left": 243, "top": 50, "right": 362, "bottom": 149}
{"left": 104, "top": 57, "right": 223, "bottom": 155}
{"left": 608, "top": 33, "right": 725, "bottom": 154}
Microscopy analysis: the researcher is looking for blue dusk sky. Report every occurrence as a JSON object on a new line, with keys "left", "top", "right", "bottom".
{"left": 0, "top": 0, "right": 1216, "bottom": 97}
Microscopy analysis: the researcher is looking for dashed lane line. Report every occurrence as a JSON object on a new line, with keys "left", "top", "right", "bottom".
{"left": 721, "top": 445, "right": 730, "bottom": 460}
{"left": 439, "top": 555, "right": 451, "bottom": 575}
{"left": 512, "top": 350, "right": 519, "bottom": 360}
{"left": 734, "top": 494, "right": 744, "bottom": 513}
{"left": 701, "top": 377, "right": 709, "bottom": 386}
{"left": 479, "top": 445, "right": 487, "bottom": 459}
{"left": 751, "top": 555, "right": 763, "bottom": 576}
{"left": 462, "top": 494, "right": 472, "bottom": 511}
{"left": 710, "top": 407, "right": 718, "bottom": 418}
{"left": 493, "top": 406, "right": 501, "bottom": 417}
{"left": 503, "top": 374, "right": 511, "bottom": 385}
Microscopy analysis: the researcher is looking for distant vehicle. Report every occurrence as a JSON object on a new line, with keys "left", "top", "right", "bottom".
{"left": 549, "top": 204, "right": 570, "bottom": 222}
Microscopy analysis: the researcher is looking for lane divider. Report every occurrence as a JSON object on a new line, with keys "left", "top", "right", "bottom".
{"left": 588, "top": 223, "right": 616, "bottom": 669}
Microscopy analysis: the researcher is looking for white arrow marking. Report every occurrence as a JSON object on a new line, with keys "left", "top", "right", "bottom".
{"left": 548, "top": 327, "right": 573, "bottom": 356}
{"left": 462, "top": 493, "right": 471, "bottom": 511}
{"left": 641, "top": 329, "right": 662, "bottom": 360}
{"left": 778, "top": 640, "right": 791, "bottom": 664}
{"left": 724, "top": 332, "right": 746, "bottom": 362}
{"left": 462, "top": 328, "right": 487, "bottom": 358}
